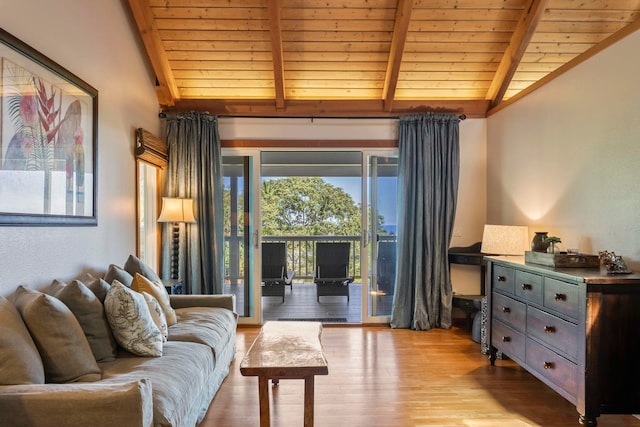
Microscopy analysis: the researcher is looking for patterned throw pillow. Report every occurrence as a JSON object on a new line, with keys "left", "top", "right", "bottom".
{"left": 104, "top": 281, "right": 163, "bottom": 357}
{"left": 131, "top": 273, "right": 177, "bottom": 326}
{"left": 142, "top": 292, "right": 168, "bottom": 342}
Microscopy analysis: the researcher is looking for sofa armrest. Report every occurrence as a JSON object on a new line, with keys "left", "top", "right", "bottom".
{"left": 170, "top": 293, "right": 236, "bottom": 312}
{"left": 0, "top": 379, "right": 153, "bottom": 427}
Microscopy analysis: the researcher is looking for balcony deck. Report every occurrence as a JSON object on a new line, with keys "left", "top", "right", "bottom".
{"left": 224, "top": 281, "right": 393, "bottom": 323}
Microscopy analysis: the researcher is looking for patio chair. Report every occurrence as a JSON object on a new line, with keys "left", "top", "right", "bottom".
{"left": 261, "top": 242, "right": 293, "bottom": 302}
{"left": 314, "top": 242, "right": 354, "bottom": 302}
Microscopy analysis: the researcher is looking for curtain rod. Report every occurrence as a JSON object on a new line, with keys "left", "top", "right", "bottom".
{"left": 159, "top": 113, "right": 466, "bottom": 121}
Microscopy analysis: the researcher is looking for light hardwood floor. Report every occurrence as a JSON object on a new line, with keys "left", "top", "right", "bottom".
{"left": 200, "top": 325, "right": 640, "bottom": 427}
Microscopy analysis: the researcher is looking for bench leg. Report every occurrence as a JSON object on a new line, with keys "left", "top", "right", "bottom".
{"left": 258, "top": 376, "right": 270, "bottom": 427}
{"left": 303, "top": 375, "right": 315, "bottom": 427}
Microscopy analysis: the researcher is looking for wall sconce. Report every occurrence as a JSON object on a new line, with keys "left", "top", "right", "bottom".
{"left": 157, "top": 197, "right": 196, "bottom": 279}
{"left": 480, "top": 224, "right": 529, "bottom": 256}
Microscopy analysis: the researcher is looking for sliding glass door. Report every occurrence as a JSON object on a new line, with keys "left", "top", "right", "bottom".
{"left": 222, "top": 148, "right": 397, "bottom": 324}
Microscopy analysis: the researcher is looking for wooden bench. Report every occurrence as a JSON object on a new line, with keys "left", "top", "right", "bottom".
{"left": 240, "top": 321, "right": 329, "bottom": 427}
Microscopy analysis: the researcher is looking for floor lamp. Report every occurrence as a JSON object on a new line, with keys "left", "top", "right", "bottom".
{"left": 158, "top": 197, "right": 196, "bottom": 280}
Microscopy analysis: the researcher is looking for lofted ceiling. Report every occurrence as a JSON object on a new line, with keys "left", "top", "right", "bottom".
{"left": 127, "top": 0, "right": 640, "bottom": 118}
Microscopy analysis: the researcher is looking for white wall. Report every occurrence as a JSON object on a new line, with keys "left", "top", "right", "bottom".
{"left": 219, "top": 117, "right": 488, "bottom": 294}
{"left": 0, "top": 0, "right": 160, "bottom": 296}
{"left": 487, "top": 30, "right": 640, "bottom": 270}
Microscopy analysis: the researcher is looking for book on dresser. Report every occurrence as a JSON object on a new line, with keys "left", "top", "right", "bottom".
{"left": 485, "top": 255, "right": 640, "bottom": 427}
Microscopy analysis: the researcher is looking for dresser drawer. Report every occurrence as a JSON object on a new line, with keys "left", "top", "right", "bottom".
{"left": 492, "top": 319, "right": 525, "bottom": 361}
{"left": 527, "top": 306, "right": 578, "bottom": 361}
{"left": 515, "top": 270, "right": 543, "bottom": 305}
{"left": 543, "top": 278, "right": 579, "bottom": 320}
{"left": 492, "top": 292, "right": 526, "bottom": 332}
{"left": 492, "top": 265, "right": 515, "bottom": 294}
{"left": 526, "top": 338, "right": 578, "bottom": 398}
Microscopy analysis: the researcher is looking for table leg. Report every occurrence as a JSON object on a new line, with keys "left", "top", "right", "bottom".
{"left": 258, "top": 376, "right": 270, "bottom": 427}
{"left": 303, "top": 375, "right": 315, "bottom": 427}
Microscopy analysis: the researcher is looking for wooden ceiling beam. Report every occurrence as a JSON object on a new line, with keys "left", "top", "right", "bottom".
{"left": 383, "top": 0, "right": 413, "bottom": 112}
{"left": 162, "top": 99, "right": 489, "bottom": 119}
{"left": 267, "top": 0, "right": 286, "bottom": 110}
{"left": 127, "top": 0, "right": 180, "bottom": 106}
{"left": 486, "top": 0, "right": 549, "bottom": 109}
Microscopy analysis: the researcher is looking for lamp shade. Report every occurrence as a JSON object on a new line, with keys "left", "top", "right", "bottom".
{"left": 157, "top": 197, "right": 196, "bottom": 223}
{"left": 480, "top": 224, "right": 529, "bottom": 255}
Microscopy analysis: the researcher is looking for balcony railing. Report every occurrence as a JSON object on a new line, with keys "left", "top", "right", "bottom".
{"left": 224, "top": 234, "right": 396, "bottom": 284}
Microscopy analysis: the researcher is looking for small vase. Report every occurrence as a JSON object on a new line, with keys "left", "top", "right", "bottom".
{"left": 531, "top": 231, "right": 549, "bottom": 252}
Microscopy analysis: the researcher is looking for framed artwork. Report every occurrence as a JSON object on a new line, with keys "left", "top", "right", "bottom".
{"left": 0, "top": 28, "right": 98, "bottom": 225}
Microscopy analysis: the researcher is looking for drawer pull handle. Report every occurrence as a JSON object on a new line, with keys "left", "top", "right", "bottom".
{"left": 521, "top": 283, "right": 532, "bottom": 290}
{"left": 502, "top": 306, "right": 511, "bottom": 313}
{"left": 544, "top": 326, "right": 556, "bottom": 333}
{"left": 543, "top": 362, "right": 554, "bottom": 370}
{"left": 554, "top": 293, "right": 566, "bottom": 301}
{"left": 497, "top": 275, "right": 507, "bottom": 282}
{"left": 501, "top": 336, "right": 511, "bottom": 342}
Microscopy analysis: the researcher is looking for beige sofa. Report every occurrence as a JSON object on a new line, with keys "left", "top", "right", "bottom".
{"left": 0, "top": 260, "right": 237, "bottom": 427}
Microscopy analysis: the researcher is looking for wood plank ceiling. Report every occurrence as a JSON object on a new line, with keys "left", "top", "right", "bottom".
{"left": 127, "top": 0, "right": 640, "bottom": 118}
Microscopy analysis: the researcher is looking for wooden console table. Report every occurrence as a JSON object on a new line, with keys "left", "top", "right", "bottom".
{"left": 486, "top": 256, "right": 640, "bottom": 426}
{"left": 240, "top": 321, "right": 329, "bottom": 427}
{"left": 449, "top": 242, "right": 487, "bottom": 331}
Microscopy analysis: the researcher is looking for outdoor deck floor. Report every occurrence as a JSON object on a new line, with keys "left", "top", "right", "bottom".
{"left": 223, "top": 281, "right": 393, "bottom": 323}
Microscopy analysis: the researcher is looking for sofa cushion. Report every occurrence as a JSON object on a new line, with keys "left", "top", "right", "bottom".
{"left": 0, "top": 296, "right": 45, "bottom": 385}
{"left": 100, "top": 341, "right": 214, "bottom": 426}
{"left": 142, "top": 291, "right": 168, "bottom": 342}
{"left": 49, "top": 279, "right": 118, "bottom": 362}
{"left": 104, "top": 281, "right": 163, "bottom": 357}
{"left": 169, "top": 307, "right": 237, "bottom": 363}
{"left": 131, "top": 273, "right": 177, "bottom": 326}
{"left": 124, "top": 254, "right": 162, "bottom": 283}
{"left": 104, "top": 264, "right": 133, "bottom": 287}
{"left": 13, "top": 286, "right": 102, "bottom": 383}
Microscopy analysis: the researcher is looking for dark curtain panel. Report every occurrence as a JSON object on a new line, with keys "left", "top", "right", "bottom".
{"left": 390, "top": 113, "right": 460, "bottom": 330}
{"left": 162, "top": 112, "right": 224, "bottom": 294}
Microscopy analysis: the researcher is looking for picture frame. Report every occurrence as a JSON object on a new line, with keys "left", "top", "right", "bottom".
{"left": 0, "top": 28, "right": 98, "bottom": 226}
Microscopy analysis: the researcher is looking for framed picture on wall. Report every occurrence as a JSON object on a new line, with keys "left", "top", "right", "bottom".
{"left": 0, "top": 28, "right": 98, "bottom": 226}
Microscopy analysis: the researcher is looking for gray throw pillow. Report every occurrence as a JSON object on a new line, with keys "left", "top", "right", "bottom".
{"left": 82, "top": 274, "right": 111, "bottom": 303}
{"left": 13, "top": 286, "right": 102, "bottom": 383}
{"left": 124, "top": 254, "right": 162, "bottom": 284}
{"left": 49, "top": 280, "right": 117, "bottom": 362}
{"left": 104, "top": 264, "right": 133, "bottom": 287}
{"left": 0, "top": 296, "right": 45, "bottom": 385}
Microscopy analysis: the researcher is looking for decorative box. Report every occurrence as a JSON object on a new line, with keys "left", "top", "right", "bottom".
{"left": 524, "top": 251, "right": 600, "bottom": 268}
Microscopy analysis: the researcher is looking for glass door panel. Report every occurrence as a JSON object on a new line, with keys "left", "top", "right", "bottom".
{"left": 367, "top": 154, "right": 398, "bottom": 317}
{"left": 222, "top": 154, "right": 258, "bottom": 321}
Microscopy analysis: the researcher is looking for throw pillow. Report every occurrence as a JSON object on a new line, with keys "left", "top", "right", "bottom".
{"left": 49, "top": 279, "right": 117, "bottom": 362}
{"left": 104, "top": 264, "right": 133, "bottom": 287}
{"left": 104, "top": 281, "right": 163, "bottom": 357}
{"left": 142, "top": 292, "right": 168, "bottom": 342}
{"left": 124, "top": 254, "right": 162, "bottom": 283}
{"left": 0, "top": 296, "right": 45, "bottom": 385}
{"left": 13, "top": 286, "right": 102, "bottom": 383}
{"left": 83, "top": 275, "right": 111, "bottom": 303}
{"left": 131, "top": 273, "right": 177, "bottom": 326}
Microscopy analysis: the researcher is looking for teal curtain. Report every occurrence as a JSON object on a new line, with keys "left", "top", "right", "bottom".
{"left": 390, "top": 113, "right": 460, "bottom": 330}
{"left": 162, "top": 112, "right": 224, "bottom": 294}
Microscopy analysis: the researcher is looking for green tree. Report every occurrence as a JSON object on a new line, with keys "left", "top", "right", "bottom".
{"left": 261, "top": 177, "right": 361, "bottom": 236}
